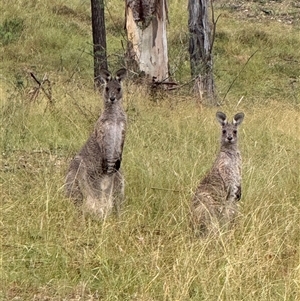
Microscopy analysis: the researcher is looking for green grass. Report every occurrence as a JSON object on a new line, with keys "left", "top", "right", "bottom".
{"left": 1, "top": 0, "right": 300, "bottom": 300}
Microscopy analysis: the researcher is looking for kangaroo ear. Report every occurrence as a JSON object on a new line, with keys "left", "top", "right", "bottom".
{"left": 216, "top": 111, "right": 227, "bottom": 126}
{"left": 115, "top": 68, "right": 127, "bottom": 82}
{"left": 99, "top": 69, "right": 112, "bottom": 83}
{"left": 233, "top": 112, "right": 245, "bottom": 126}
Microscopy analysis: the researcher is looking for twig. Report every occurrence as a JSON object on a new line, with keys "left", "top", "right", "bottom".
{"left": 151, "top": 187, "right": 180, "bottom": 193}
{"left": 210, "top": 0, "right": 221, "bottom": 55}
{"left": 151, "top": 80, "right": 178, "bottom": 91}
{"left": 67, "top": 93, "right": 98, "bottom": 123}
{"left": 30, "top": 72, "right": 53, "bottom": 105}
{"left": 222, "top": 49, "right": 259, "bottom": 103}
{"left": 64, "top": 48, "right": 85, "bottom": 83}
{"left": 235, "top": 96, "right": 244, "bottom": 109}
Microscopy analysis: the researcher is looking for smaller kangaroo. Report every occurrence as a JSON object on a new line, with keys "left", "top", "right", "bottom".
{"left": 65, "top": 68, "right": 127, "bottom": 219}
{"left": 191, "top": 111, "right": 245, "bottom": 236}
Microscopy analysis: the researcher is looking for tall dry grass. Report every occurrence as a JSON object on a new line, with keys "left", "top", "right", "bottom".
{"left": 1, "top": 0, "right": 299, "bottom": 300}
{"left": 1, "top": 81, "right": 299, "bottom": 300}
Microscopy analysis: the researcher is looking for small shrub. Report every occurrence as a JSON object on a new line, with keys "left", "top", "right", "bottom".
{"left": 0, "top": 18, "right": 24, "bottom": 45}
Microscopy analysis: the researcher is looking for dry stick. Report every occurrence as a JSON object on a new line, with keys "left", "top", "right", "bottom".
{"left": 151, "top": 80, "right": 178, "bottom": 91}
{"left": 222, "top": 49, "right": 259, "bottom": 104}
{"left": 160, "top": 76, "right": 199, "bottom": 91}
{"left": 151, "top": 187, "right": 181, "bottom": 193}
{"left": 210, "top": 1, "right": 221, "bottom": 57}
{"left": 66, "top": 92, "right": 98, "bottom": 122}
{"left": 30, "top": 72, "right": 53, "bottom": 104}
{"left": 235, "top": 96, "right": 244, "bottom": 110}
{"left": 106, "top": 4, "right": 127, "bottom": 41}
{"left": 64, "top": 48, "right": 85, "bottom": 83}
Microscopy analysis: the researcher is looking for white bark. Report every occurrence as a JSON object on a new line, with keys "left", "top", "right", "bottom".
{"left": 125, "top": 0, "right": 169, "bottom": 82}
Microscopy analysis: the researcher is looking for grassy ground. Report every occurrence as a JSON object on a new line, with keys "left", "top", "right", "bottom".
{"left": 1, "top": 0, "right": 299, "bottom": 300}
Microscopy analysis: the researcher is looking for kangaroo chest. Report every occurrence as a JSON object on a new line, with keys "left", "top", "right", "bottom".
{"left": 96, "top": 107, "right": 126, "bottom": 150}
{"left": 105, "top": 121, "right": 125, "bottom": 149}
{"left": 218, "top": 151, "right": 241, "bottom": 185}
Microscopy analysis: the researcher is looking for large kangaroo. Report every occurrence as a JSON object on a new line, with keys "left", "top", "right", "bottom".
{"left": 65, "top": 68, "right": 127, "bottom": 219}
{"left": 191, "top": 111, "right": 245, "bottom": 236}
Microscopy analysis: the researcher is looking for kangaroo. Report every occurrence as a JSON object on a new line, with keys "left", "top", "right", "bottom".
{"left": 65, "top": 68, "right": 127, "bottom": 219}
{"left": 191, "top": 111, "right": 245, "bottom": 236}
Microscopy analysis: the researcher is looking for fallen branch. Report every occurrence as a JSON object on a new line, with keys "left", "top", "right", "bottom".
{"left": 29, "top": 72, "right": 53, "bottom": 106}
{"left": 151, "top": 76, "right": 179, "bottom": 91}
{"left": 151, "top": 187, "right": 180, "bottom": 193}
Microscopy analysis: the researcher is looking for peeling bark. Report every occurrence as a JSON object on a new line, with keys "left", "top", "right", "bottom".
{"left": 188, "top": 0, "right": 216, "bottom": 104}
{"left": 125, "top": 0, "right": 169, "bottom": 83}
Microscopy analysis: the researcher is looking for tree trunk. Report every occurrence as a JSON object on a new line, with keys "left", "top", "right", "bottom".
{"left": 188, "top": 0, "right": 216, "bottom": 104}
{"left": 91, "top": 0, "right": 107, "bottom": 87}
{"left": 125, "top": 0, "right": 169, "bottom": 83}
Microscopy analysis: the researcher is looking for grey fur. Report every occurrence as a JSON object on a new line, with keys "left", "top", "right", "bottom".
{"left": 191, "top": 111, "right": 245, "bottom": 236}
{"left": 65, "top": 68, "right": 127, "bottom": 219}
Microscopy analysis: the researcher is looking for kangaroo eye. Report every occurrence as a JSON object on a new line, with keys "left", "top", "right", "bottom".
{"left": 117, "top": 88, "right": 121, "bottom": 92}
{"left": 105, "top": 87, "right": 109, "bottom": 92}
{"left": 222, "top": 130, "right": 226, "bottom": 134}
{"left": 233, "top": 130, "right": 237, "bottom": 134}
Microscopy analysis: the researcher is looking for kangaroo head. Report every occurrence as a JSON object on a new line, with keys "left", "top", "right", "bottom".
{"left": 216, "top": 112, "right": 244, "bottom": 145}
{"left": 99, "top": 68, "right": 127, "bottom": 104}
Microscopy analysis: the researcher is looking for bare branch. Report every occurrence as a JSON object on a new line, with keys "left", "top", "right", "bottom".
{"left": 29, "top": 72, "right": 53, "bottom": 105}
{"left": 210, "top": 0, "right": 221, "bottom": 55}
{"left": 222, "top": 49, "right": 259, "bottom": 103}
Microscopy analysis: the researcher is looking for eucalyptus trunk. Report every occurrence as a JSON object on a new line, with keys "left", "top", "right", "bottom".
{"left": 125, "top": 0, "right": 169, "bottom": 83}
{"left": 188, "top": 0, "right": 216, "bottom": 104}
{"left": 91, "top": 0, "right": 108, "bottom": 87}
